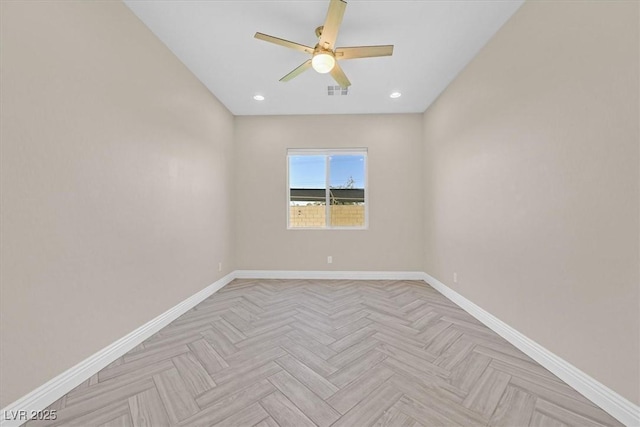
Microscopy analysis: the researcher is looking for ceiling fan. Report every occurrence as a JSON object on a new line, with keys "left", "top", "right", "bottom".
{"left": 254, "top": 0, "right": 393, "bottom": 88}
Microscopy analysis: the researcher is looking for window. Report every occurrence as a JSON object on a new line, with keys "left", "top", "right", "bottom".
{"left": 287, "top": 149, "right": 367, "bottom": 229}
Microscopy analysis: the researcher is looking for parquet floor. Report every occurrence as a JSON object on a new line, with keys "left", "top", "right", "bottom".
{"left": 30, "top": 279, "right": 622, "bottom": 426}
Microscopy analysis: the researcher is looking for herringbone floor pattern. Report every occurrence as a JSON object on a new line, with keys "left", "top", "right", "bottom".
{"left": 30, "top": 279, "right": 621, "bottom": 427}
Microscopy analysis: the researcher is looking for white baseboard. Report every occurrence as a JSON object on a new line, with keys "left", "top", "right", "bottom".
{"left": 0, "top": 272, "right": 236, "bottom": 427}
{"left": 421, "top": 272, "right": 640, "bottom": 427}
{"left": 234, "top": 269, "right": 425, "bottom": 281}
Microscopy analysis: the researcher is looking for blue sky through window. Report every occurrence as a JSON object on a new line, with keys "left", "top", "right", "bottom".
{"left": 289, "top": 155, "right": 365, "bottom": 189}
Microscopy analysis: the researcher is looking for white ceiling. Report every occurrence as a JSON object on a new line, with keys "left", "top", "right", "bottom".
{"left": 123, "top": 0, "right": 524, "bottom": 116}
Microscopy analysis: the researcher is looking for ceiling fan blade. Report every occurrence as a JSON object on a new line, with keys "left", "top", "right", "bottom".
{"left": 319, "top": 0, "right": 347, "bottom": 50}
{"left": 330, "top": 62, "right": 351, "bottom": 88}
{"left": 280, "top": 59, "right": 313, "bottom": 82}
{"left": 254, "top": 32, "right": 314, "bottom": 54}
{"left": 335, "top": 45, "right": 394, "bottom": 60}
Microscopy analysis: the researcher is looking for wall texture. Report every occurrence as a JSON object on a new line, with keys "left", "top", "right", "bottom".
{"left": 235, "top": 114, "right": 423, "bottom": 271}
{"left": 422, "top": 0, "right": 639, "bottom": 404}
{"left": 0, "top": 1, "right": 235, "bottom": 406}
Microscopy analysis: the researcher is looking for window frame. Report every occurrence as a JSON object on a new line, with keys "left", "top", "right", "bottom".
{"left": 286, "top": 148, "right": 368, "bottom": 230}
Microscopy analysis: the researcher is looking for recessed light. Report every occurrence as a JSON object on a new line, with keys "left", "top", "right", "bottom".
{"left": 253, "top": 94, "right": 265, "bottom": 101}
{"left": 390, "top": 92, "right": 402, "bottom": 99}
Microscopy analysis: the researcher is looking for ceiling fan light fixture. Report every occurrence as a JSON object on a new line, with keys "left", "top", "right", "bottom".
{"left": 254, "top": 0, "right": 392, "bottom": 87}
{"left": 312, "top": 52, "right": 336, "bottom": 74}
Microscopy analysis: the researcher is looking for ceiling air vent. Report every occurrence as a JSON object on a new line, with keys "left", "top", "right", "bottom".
{"left": 327, "top": 85, "right": 349, "bottom": 96}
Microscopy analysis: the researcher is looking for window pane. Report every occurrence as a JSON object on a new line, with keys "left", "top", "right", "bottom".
{"left": 289, "top": 155, "right": 326, "bottom": 228}
{"left": 329, "top": 155, "right": 365, "bottom": 227}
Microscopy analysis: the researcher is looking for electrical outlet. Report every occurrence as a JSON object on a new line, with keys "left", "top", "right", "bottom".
{"left": 453, "top": 272, "right": 458, "bottom": 283}
{"left": 327, "top": 256, "right": 333, "bottom": 264}
{"left": 218, "top": 262, "right": 222, "bottom": 272}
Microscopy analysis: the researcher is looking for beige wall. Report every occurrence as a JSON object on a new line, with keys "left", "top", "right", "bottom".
{"left": 0, "top": 1, "right": 235, "bottom": 406}
{"left": 422, "top": 0, "right": 639, "bottom": 404}
{"left": 235, "top": 114, "right": 423, "bottom": 271}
